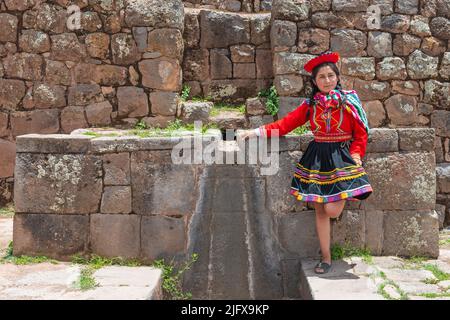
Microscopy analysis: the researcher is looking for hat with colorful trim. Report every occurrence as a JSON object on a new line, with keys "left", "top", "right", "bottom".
{"left": 304, "top": 51, "right": 340, "bottom": 73}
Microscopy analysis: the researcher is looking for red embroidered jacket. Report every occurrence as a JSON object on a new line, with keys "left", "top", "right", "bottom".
{"left": 259, "top": 91, "right": 368, "bottom": 158}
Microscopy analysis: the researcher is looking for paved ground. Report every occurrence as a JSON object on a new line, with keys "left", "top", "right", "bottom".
{"left": 300, "top": 227, "right": 450, "bottom": 300}
{"left": 0, "top": 217, "right": 162, "bottom": 300}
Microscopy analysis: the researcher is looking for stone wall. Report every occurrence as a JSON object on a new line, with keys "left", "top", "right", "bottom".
{"left": 270, "top": 0, "right": 450, "bottom": 227}
{"left": 13, "top": 127, "right": 438, "bottom": 298}
{"left": 0, "top": 0, "right": 186, "bottom": 204}
{"left": 183, "top": 0, "right": 272, "bottom": 12}
{"left": 182, "top": 8, "right": 273, "bottom": 102}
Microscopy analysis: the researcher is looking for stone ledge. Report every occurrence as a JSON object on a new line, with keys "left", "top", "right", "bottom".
{"left": 16, "top": 134, "right": 91, "bottom": 154}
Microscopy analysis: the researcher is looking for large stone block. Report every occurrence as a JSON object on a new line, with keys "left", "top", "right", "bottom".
{"left": 341, "top": 57, "right": 375, "bottom": 80}
{"left": 3, "top": 53, "right": 43, "bottom": 81}
{"left": 397, "top": 128, "right": 435, "bottom": 152}
{"left": 33, "top": 83, "right": 66, "bottom": 109}
{"left": 250, "top": 13, "right": 271, "bottom": 45}
{"left": 210, "top": 49, "right": 232, "bottom": 80}
{"left": 353, "top": 79, "right": 390, "bottom": 100}
{"left": 44, "top": 60, "right": 71, "bottom": 86}
{"left": 90, "top": 214, "right": 140, "bottom": 259}
{"left": 364, "top": 209, "right": 384, "bottom": 255}
{"left": 101, "top": 186, "right": 132, "bottom": 214}
{"left": 68, "top": 84, "right": 104, "bottom": 106}
{"left": 424, "top": 80, "right": 450, "bottom": 109}
{"left": 0, "top": 139, "right": 15, "bottom": 178}
{"left": 14, "top": 153, "right": 102, "bottom": 214}
{"left": 273, "top": 52, "right": 315, "bottom": 76}
{"left": 85, "top": 32, "right": 110, "bottom": 59}
{"left": 103, "top": 153, "right": 131, "bottom": 186}
{"left": 277, "top": 211, "right": 320, "bottom": 258}
{"left": 141, "top": 215, "right": 186, "bottom": 261}
{"left": 61, "top": 106, "right": 88, "bottom": 134}
{"left": 131, "top": 151, "right": 198, "bottom": 216}
{"left": 330, "top": 29, "right": 367, "bottom": 57}
{"left": 407, "top": 50, "right": 439, "bottom": 79}
{"left": 272, "top": 0, "right": 310, "bottom": 22}
{"left": 117, "top": 87, "right": 149, "bottom": 118}
{"left": 139, "top": 58, "right": 182, "bottom": 91}
{"left": 111, "top": 33, "right": 140, "bottom": 65}
{"left": 256, "top": 49, "right": 273, "bottom": 79}
{"left": 19, "top": 29, "right": 50, "bottom": 53}
{"left": 384, "top": 94, "right": 418, "bottom": 126}
{"left": 0, "top": 79, "right": 26, "bottom": 111}
{"left": 382, "top": 210, "right": 439, "bottom": 258}
{"left": 366, "top": 128, "right": 398, "bottom": 153}
{"left": 364, "top": 152, "right": 436, "bottom": 211}
{"left": 124, "top": 0, "right": 184, "bottom": 29}
{"left": 431, "top": 110, "right": 450, "bottom": 137}
{"left": 332, "top": 0, "right": 369, "bottom": 12}
{"left": 200, "top": 10, "right": 250, "bottom": 48}
{"left": 331, "top": 210, "right": 366, "bottom": 249}
{"left": 376, "top": 57, "right": 407, "bottom": 80}
{"left": 50, "top": 33, "right": 86, "bottom": 62}
{"left": 436, "top": 163, "right": 450, "bottom": 194}
{"left": 362, "top": 100, "right": 385, "bottom": 128}
{"left": 147, "top": 28, "right": 183, "bottom": 60}
{"left": 13, "top": 213, "right": 89, "bottom": 260}
{"left": 271, "top": 20, "right": 297, "bottom": 47}
{"left": 367, "top": 31, "right": 393, "bottom": 58}
{"left": 11, "top": 110, "right": 60, "bottom": 136}
{"left": 184, "top": 10, "right": 200, "bottom": 48}
{"left": 0, "top": 13, "right": 18, "bottom": 42}
{"left": 183, "top": 49, "right": 210, "bottom": 81}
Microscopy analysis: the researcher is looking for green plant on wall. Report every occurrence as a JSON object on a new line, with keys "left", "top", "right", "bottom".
{"left": 181, "top": 84, "right": 191, "bottom": 102}
{"left": 152, "top": 253, "right": 199, "bottom": 300}
{"left": 258, "top": 85, "right": 279, "bottom": 116}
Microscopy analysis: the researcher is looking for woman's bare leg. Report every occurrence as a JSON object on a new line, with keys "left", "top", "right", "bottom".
{"left": 324, "top": 200, "right": 346, "bottom": 219}
{"left": 314, "top": 203, "right": 332, "bottom": 268}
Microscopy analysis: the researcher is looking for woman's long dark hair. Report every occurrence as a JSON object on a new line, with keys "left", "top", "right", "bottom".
{"left": 308, "top": 62, "right": 343, "bottom": 102}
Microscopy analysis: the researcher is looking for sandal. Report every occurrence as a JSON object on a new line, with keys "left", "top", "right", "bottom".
{"left": 314, "top": 261, "right": 332, "bottom": 274}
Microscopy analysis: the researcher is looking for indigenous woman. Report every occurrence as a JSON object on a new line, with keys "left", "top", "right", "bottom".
{"left": 239, "top": 51, "right": 372, "bottom": 274}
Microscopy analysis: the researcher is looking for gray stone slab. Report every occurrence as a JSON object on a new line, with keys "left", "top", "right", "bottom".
{"left": 366, "top": 128, "right": 398, "bottom": 153}
{"left": 382, "top": 210, "right": 439, "bottom": 258}
{"left": 364, "top": 152, "right": 436, "bottom": 211}
{"left": 131, "top": 151, "right": 198, "bottom": 216}
{"left": 13, "top": 214, "right": 89, "bottom": 260}
{"left": 300, "top": 258, "right": 383, "bottom": 300}
{"left": 277, "top": 211, "right": 320, "bottom": 258}
{"left": 397, "top": 128, "right": 435, "bottom": 152}
{"left": 14, "top": 153, "right": 102, "bottom": 214}
{"left": 90, "top": 214, "right": 140, "bottom": 259}
{"left": 16, "top": 134, "right": 91, "bottom": 154}
{"left": 140, "top": 215, "right": 186, "bottom": 262}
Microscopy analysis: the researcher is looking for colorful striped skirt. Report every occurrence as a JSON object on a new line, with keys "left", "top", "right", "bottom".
{"left": 290, "top": 140, "right": 373, "bottom": 203}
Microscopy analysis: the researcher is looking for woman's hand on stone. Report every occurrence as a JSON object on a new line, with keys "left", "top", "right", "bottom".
{"left": 237, "top": 129, "right": 257, "bottom": 140}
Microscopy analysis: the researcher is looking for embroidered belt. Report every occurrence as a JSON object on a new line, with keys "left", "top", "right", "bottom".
{"left": 314, "top": 133, "right": 352, "bottom": 142}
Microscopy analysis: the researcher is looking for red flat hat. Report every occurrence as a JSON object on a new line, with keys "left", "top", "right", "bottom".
{"left": 304, "top": 52, "right": 340, "bottom": 73}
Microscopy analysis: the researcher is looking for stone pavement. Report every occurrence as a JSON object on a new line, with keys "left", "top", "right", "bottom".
{"left": 299, "top": 227, "right": 450, "bottom": 300}
{"left": 0, "top": 217, "right": 162, "bottom": 300}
